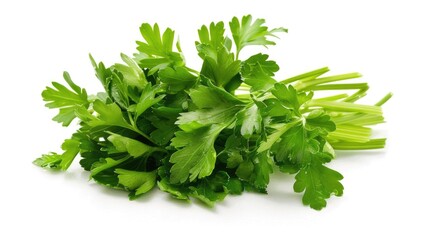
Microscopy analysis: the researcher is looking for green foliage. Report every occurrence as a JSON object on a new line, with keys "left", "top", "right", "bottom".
{"left": 34, "top": 136, "right": 80, "bottom": 170}
{"left": 136, "top": 23, "right": 185, "bottom": 74}
{"left": 35, "top": 15, "right": 390, "bottom": 210}
{"left": 42, "top": 72, "right": 89, "bottom": 126}
{"left": 115, "top": 169, "right": 157, "bottom": 199}
{"left": 229, "top": 15, "right": 287, "bottom": 57}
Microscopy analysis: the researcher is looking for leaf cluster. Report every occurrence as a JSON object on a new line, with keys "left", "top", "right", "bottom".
{"left": 35, "top": 15, "right": 390, "bottom": 210}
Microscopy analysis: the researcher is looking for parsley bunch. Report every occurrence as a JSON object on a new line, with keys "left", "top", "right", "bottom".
{"left": 35, "top": 15, "right": 391, "bottom": 210}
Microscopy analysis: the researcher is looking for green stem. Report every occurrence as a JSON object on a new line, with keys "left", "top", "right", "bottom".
{"left": 236, "top": 93, "right": 252, "bottom": 100}
{"left": 123, "top": 124, "right": 156, "bottom": 145}
{"left": 235, "top": 47, "right": 241, "bottom": 61}
{"left": 343, "top": 88, "right": 369, "bottom": 103}
{"left": 314, "top": 93, "right": 349, "bottom": 102}
{"left": 375, "top": 92, "right": 393, "bottom": 106}
{"left": 307, "top": 99, "right": 382, "bottom": 115}
{"left": 328, "top": 124, "right": 372, "bottom": 143}
{"left": 294, "top": 72, "right": 362, "bottom": 91}
{"left": 237, "top": 84, "right": 251, "bottom": 92}
{"left": 305, "top": 83, "right": 368, "bottom": 91}
{"left": 280, "top": 67, "right": 330, "bottom": 85}
{"left": 332, "top": 113, "right": 385, "bottom": 126}
{"left": 330, "top": 139, "right": 386, "bottom": 150}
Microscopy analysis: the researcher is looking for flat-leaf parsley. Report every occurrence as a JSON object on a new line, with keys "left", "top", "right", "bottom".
{"left": 35, "top": 15, "right": 391, "bottom": 210}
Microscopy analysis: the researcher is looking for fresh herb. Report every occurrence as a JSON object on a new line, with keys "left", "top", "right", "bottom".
{"left": 35, "top": 15, "right": 391, "bottom": 210}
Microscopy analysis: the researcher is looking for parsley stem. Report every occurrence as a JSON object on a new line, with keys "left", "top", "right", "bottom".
{"left": 295, "top": 72, "right": 362, "bottom": 91}
{"left": 375, "top": 92, "right": 393, "bottom": 106}
{"left": 133, "top": 127, "right": 157, "bottom": 145}
{"left": 330, "top": 139, "right": 386, "bottom": 150}
{"left": 307, "top": 100, "right": 382, "bottom": 115}
{"left": 280, "top": 67, "right": 330, "bottom": 84}
{"left": 332, "top": 113, "right": 385, "bottom": 125}
{"left": 124, "top": 112, "right": 157, "bottom": 145}
{"left": 328, "top": 125, "right": 372, "bottom": 142}
{"left": 123, "top": 123, "right": 157, "bottom": 145}
{"left": 236, "top": 93, "right": 252, "bottom": 100}
{"left": 314, "top": 93, "right": 349, "bottom": 101}
{"left": 305, "top": 83, "right": 368, "bottom": 91}
{"left": 343, "top": 88, "right": 368, "bottom": 102}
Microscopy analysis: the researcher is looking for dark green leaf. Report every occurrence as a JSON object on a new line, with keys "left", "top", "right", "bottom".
{"left": 189, "top": 171, "right": 229, "bottom": 207}
{"left": 226, "top": 178, "right": 244, "bottom": 195}
{"left": 157, "top": 178, "right": 189, "bottom": 200}
{"left": 107, "top": 132, "right": 156, "bottom": 158}
{"left": 250, "top": 151, "right": 274, "bottom": 189}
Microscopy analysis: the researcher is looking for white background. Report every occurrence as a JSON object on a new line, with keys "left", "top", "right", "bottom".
{"left": 1, "top": 0, "right": 428, "bottom": 239}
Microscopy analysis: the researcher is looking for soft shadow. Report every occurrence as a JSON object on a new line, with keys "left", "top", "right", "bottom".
{"left": 335, "top": 149, "right": 386, "bottom": 159}
{"left": 78, "top": 170, "right": 130, "bottom": 199}
{"left": 88, "top": 182, "right": 128, "bottom": 198}
{"left": 34, "top": 167, "right": 64, "bottom": 176}
{"left": 63, "top": 170, "right": 80, "bottom": 180}
{"left": 35, "top": 166, "right": 83, "bottom": 179}
{"left": 81, "top": 170, "right": 193, "bottom": 208}
{"left": 159, "top": 194, "right": 193, "bottom": 209}
{"left": 266, "top": 171, "right": 302, "bottom": 204}
{"left": 190, "top": 198, "right": 219, "bottom": 213}
{"left": 132, "top": 189, "right": 159, "bottom": 203}
{"left": 267, "top": 190, "right": 302, "bottom": 204}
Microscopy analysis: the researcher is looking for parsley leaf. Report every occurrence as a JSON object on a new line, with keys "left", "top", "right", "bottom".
{"left": 33, "top": 136, "right": 80, "bottom": 170}
{"left": 133, "top": 83, "right": 165, "bottom": 120}
{"left": 200, "top": 46, "right": 241, "bottom": 89}
{"left": 251, "top": 151, "right": 274, "bottom": 189}
{"left": 229, "top": 15, "right": 287, "bottom": 58}
{"left": 112, "top": 53, "right": 148, "bottom": 90}
{"left": 136, "top": 23, "right": 185, "bottom": 74}
{"left": 158, "top": 66, "right": 197, "bottom": 93}
{"left": 169, "top": 124, "right": 225, "bottom": 184}
{"left": 176, "top": 84, "right": 243, "bottom": 131}
{"left": 271, "top": 83, "right": 313, "bottom": 115}
{"left": 107, "top": 132, "right": 158, "bottom": 157}
{"left": 241, "top": 53, "right": 279, "bottom": 92}
{"left": 90, "top": 156, "right": 131, "bottom": 178}
{"left": 157, "top": 178, "right": 190, "bottom": 200}
{"left": 196, "top": 21, "right": 241, "bottom": 91}
{"left": 236, "top": 104, "right": 262, "bottom": 138}
{"left": 189, "top": 171, "right": 230, "bottom": 207}
{"left": 294, "top": 156, "right": 344, "bottom": 210}
{"left": 115, "top": 169, "right": 157, "bottom": 199}
{"left": 78, "top": 133, "right": 107, "bottom": 171}
{"left": 196, "top": 21, "right": 232, "bottom": 59}
{"left": 42, "top": 72, "right": 89, "bottom": 126}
